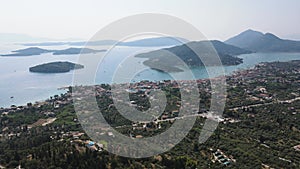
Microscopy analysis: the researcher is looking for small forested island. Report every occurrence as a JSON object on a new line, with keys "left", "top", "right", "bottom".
{"left": 1, "top": 47, "right": 51, "bottom": 56}
{"left": 1, "top": 47, "right": 106, "bottom": 56}
{"left": 29, "top": 61, "right": 84, "bottom": 73}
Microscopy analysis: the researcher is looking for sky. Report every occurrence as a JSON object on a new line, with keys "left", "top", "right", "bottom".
{"left": 1, "top": 0, "right": 300, "bottom": 41}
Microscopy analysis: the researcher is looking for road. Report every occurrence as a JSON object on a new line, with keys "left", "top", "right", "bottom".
{"left": 229, "top": 97, "right": 300, "bottom": 111}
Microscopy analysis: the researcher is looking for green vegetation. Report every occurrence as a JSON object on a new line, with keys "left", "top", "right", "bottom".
{"left": 29, "top": 61, "right": 84, "bottom": 73}
{"left": 225, "top": 29, "right": 300, "bottom": 52}
{"left": 136, "top": 40, "right": 249, "bottom": 72}
{"left": 0, "top": 60, "right": 300, "bottom": 168}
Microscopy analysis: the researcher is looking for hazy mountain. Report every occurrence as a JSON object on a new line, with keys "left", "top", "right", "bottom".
{"left": 119, "top": 37, "right": 188, "bottom": 47}
{"left": 0, "top": 33, "right": 81, "bottom": 43}
{"left": 0, "top": 33, "right": 53, "bottom": 43}
{"left": 225, "top": 29, "right": 300, "bottom": 52}
{"left": 22, "top": 40, "right": 118, "bottom": 47}
{"left": 21, "top": 37, "right": 187, "bottom": 47}
{"left": 135, "top": 40, "right": 251, "bottom": 72}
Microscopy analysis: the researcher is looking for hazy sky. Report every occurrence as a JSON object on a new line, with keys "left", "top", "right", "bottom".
{"left": 1, "top": 0, "right": 300, "bottom": 41}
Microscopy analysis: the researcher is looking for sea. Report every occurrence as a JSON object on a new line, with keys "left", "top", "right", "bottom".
{"left": 1, "top": 43, "right": 300, "bottom": 108}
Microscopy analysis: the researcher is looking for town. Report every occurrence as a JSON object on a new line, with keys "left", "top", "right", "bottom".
{"left": 0, "top": 60, "right": 300, "bottom": 168}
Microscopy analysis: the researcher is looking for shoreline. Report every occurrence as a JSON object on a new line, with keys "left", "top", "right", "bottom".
{"left": 1, "top": 59, "right": 299, "bottom": 110}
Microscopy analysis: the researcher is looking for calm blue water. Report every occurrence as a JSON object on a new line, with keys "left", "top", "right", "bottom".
{"left": 0, "top": 43, "right": 300, "bottom": 108}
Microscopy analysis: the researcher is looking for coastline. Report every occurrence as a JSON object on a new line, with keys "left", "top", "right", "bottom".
{"left": 1, "top": 57, "right": 300, "bottom": 110}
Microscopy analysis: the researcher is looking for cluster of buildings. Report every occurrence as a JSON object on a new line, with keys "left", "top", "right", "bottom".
{"left": 0, "top": 91, "right": 72, "bottom": 117}
{"left": 70, "top": 79, "right": 240, "bottom": 139}
{"left": 211, "top": 149, "right": 235, "bottom": 166}
{"left": 50, "top": 130, "right": 110, "bottom": 152}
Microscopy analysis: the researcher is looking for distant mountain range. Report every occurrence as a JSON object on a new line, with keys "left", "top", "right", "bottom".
{"left": 2, "top": 29, "right": 300, "bottom": 72}
{"left": 0, "top": 33, "right": 53, "bottom": 43}
{"left": 225, "top": 29, "right": 300, "bottom": 52}
{"left": 1, "top": 47, "right": 106, "bottom": 56}
{"left": 135, "top": 40, "right": 251, "bottom": 72}
{"left": 118, "top": 37, "right": 188, "bottom": 47}
{"left": 7, "top": 30, "right": 300, "bottom": 53}
{"left": 21, "top": 40, "right": 117, "bottom": 47}
{"left": 0, "top": 33, "right": 81, "bottom": 43}
{"left": 21, "top": 37, "right": 187, "bottom": 47}
{"left": 3, "top": 30, "right": 300, "bottom": 53}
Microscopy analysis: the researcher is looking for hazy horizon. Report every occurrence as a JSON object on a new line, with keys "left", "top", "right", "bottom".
{"left": 1, "top": 0, "right": 300, "bottom": 41}
{"left": 1, "top": 28, "right": 300, "bottom": 43}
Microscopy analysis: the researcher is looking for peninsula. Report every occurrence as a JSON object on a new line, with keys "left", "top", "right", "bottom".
{"left": 135, "top": 40, "right": 250, "bottom": 72}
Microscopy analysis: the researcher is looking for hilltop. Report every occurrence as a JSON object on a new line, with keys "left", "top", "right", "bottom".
{"left": 135, "top": 40, "right": 251, "bottom": 72}
{"left": 225, "top": 29, "right": 300, "bottom": 52}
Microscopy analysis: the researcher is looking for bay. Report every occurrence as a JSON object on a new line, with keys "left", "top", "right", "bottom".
{"left": 0, "top": 43, "right": 300, "bottom": 108}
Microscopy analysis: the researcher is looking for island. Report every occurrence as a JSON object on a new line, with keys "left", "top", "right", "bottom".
{"left": 29, "top": 61, "right": 84, "bottom": 73}
{"left": 52, "top": 48, "right": 106, "bottom": 55}
{"left": 135, "top": 40, "right": 250, "bottom": 72}
{"left": 1, "top": 47, "right": 106, "bottom": 56}
{"left": 1, "top": 47, "right": 52, "bottom": 56}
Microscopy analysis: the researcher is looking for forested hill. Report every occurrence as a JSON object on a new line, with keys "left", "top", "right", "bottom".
{"left": 225, "top": 29, "right": 300, "bottom": 52}
{"left": 135, "top": 40, "right": 251, "bottom": 72}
